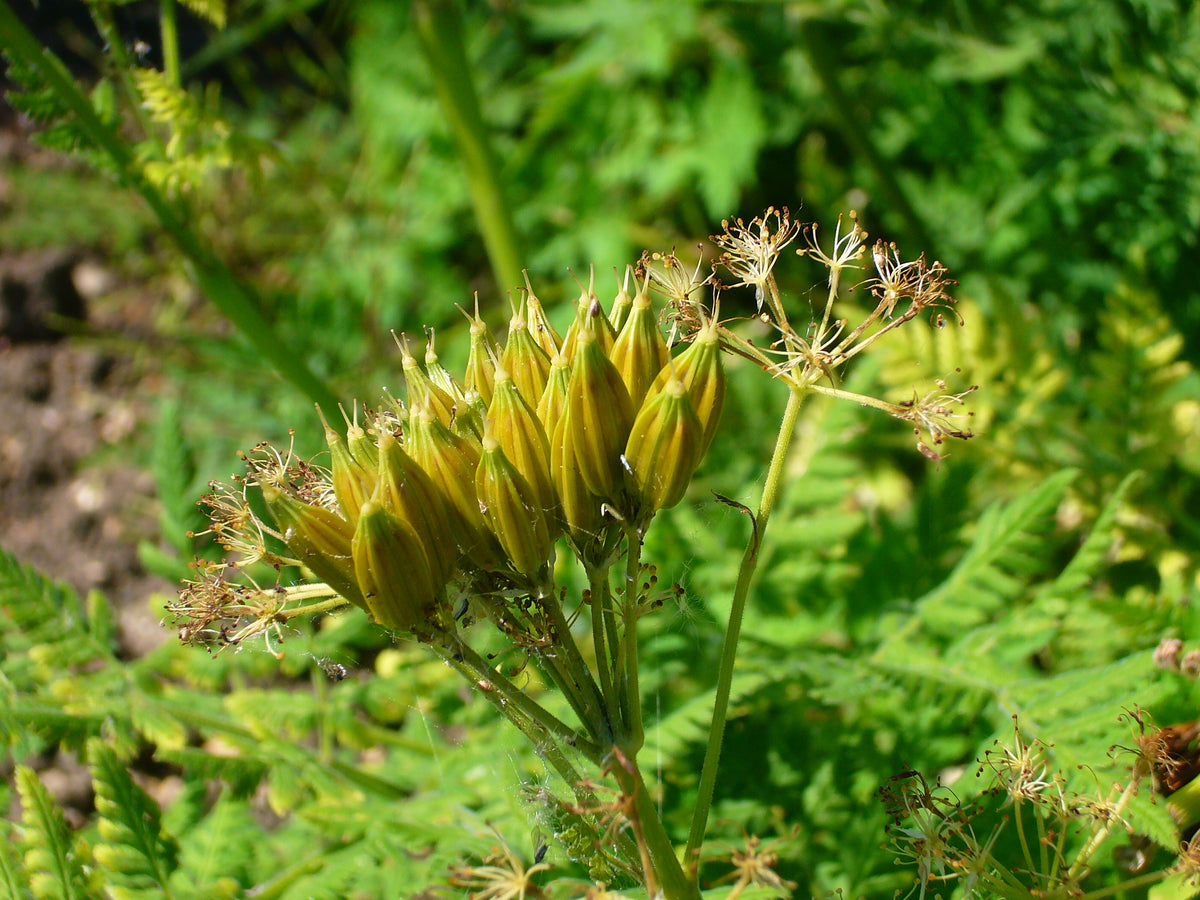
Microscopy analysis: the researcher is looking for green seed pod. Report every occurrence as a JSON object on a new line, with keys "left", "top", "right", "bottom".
{"left": 476, "top": 435, "right": 555, "bottom": 578}
{"left": 501, "top": 302, "right": 553, "bottom": 408}
{"left": 450, "top": 391, "right": 487, "bottom": 447}
{"left": 375, "top": 428, "right": 457, "bottom": 583}
{"left": 550, "top": 410, "right": 603, "bottom": 546}
{"left": 624, "top": 367, "right": 702, "bottom": 511}
{"left": 608, "top": 264, "right": 634, "bottom": 332}
{"left": 323, "top": 422, "right": 375, "bottom": 523}
{"left": 263, "top": 485, "right": 367, "bottom": 611}
{"left": 352, "top": 498, "right": 436, "bottom": 630}
{"left": 564, "top": 320, "right": 634, "bottom": 500}
{"left": 398, "top": 333, "right": 457, "bottom": 428}
{"left": 523, "top": 271, "right": 562, "bottom": 357}
{"left": 462, "top": 296, "right": 498, "bottom": 407}
{"left": 536, "top": 350, "right": 571, "bottom": 438}
{"left": 424, "top": 328, "right": 466, "bottom": 400}
{"left": 406, "top": 403, "right": 500, "bottom": 568}
{"left": 346, "top": 415, "right": 380, "bottom": 473}
{"left": 488, "top": 362, "right": 558, "bottom": 528}
{"left": 560, "top": 273, "right": 616, "bottom": 360}
{"left": 609, "top": 273, "right": 669, "bottom": 407}
{"left": 650, "top": 317, "right": 726, "bottom": 459}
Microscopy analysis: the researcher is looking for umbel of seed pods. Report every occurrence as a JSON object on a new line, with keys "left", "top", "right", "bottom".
{"left": 262, "top": 272, "right": 725, "bottom": 633}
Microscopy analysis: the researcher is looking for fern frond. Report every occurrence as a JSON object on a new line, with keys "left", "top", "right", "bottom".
{"left": 643, "top": 668, "right": 781, "bottom": 764}
{"left": 14, "top": 767, "right": 88, "bottom": 900}
{"left": 0, "top": 822, "right": 33, "bottom": 900}
{"left": 178, "top": 0, "right": 227, "bottom": 28}
{"left": 1050, "top": 470, "right": 1142, "bottom": 597}
{"left": 88, "top": 741, "right": 180, "bottom": 899}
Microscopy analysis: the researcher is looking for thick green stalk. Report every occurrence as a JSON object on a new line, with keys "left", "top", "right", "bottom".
{"left": 536, "top": 582, "right": 615, "bottom": 745}
{"left": 412, "top": 0, "right": 524, "bottom": 296}
{"left": 159, "top": 0, "right": 181, "bottom": 87}
{"left": 684, "top": 386, "right": 805, "bottom": 874}
{"left": 0, "top": 4, "right": 340, "bottom": 413}
{"left": 610, "top": 753, "right": 699, "bottom": 900}
{"left": 617, "top": 525, "right": 645, "bottom": 752}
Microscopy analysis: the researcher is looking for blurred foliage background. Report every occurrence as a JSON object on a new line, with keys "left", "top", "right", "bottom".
{"left": 3, "top": 0, "right": 1200, "bottom": 897}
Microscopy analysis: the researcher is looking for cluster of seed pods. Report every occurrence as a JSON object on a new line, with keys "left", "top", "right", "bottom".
{"left": 264, "top": 272, "right": 725, "bottom": 632}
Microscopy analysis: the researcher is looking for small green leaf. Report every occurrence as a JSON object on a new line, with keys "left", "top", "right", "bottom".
{"left": 15, "top": 767, "right": 87, "bottom": 900}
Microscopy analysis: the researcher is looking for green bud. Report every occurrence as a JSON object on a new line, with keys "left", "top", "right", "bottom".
{"left": 398, "top": 334, "right": 457, "bottom": 428}
{"left": 624, "top": 367, "right": 702, "bottom": 511}
{"left": 406, "top": 403, "right": 501, "bottom": 568}
{"left": 476, "top": 435, "right": 555, "bottom": 578}
{"left": 346, "top": 414, "right": 380, "bottom": 473}
{"left": 376, "top": 428, "right": 457, "bottom": 583}
{"left": 609, "top": 273, "right": 669, "bottom": 407}
{"left": 263, "top": 485, "right": 367, "bottom": 611}
{"left": 608, "top": 264, "right": 635, "bottom": 332}
{"left": 523, "top": 271, "right": 562, "bottom": 357}
{"left": 564, "top": 322, "right": 634, "bottom": 500}
{"left": 462, "top": 296, "right": 498, "bottom": 407}
{"left": 424, "top": 328, "right": 466, "bottom": 399}
{"left": 323, "top": 422, "right": 375, "bottom": 523}
{"left": 650, "top": 317, "right": 726, "bottom": 459}
{"left": 501, "top": 302, "right": 553, "bottom": 409}
{"left": 352, "top": 498, "right": 436, "bottom": 630}
{"left": 550, "top": 410, "right": 604, "bottom": 546}
{"left": 488, "top": 363, "right": 558, "bottom": 529}
{"left": 536, "top": 350, "right": 571, "bottom": 439}
{"left": 560, "top": 273, "right": 616, "bottom": 360}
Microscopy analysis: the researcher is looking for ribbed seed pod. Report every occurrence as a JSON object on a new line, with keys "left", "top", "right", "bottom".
{"left": 375, "top": 428, "right": 457, "bottom": 584}
{"left": 536, "top": 350, "right": 571, "bottom": 438}
{"left": 608, "top": 264, "right": 634, "bottom": 332}
{"left": 550, "top": 410, "right": 603, "bottom": 545}
{"left": 624, "top": 368, "right": 702, "bottom": 512}
{"left": 352, "top": 498, "right": 436, "bottom": 630}
{"left": 450, "top": 392, "right": 487, "bottom": 447}
{"left": 488, "top": 362, "right": 558, "bottom": 530}
{"left": 649, "top": 317, "right": 727, "bottom": 459}
{"left": 346, "top": 417, "right": 380, "bottom": 473}
{"left": 561, "top": 277, "right": 616, "bottom": 360}
{"left": 263, "top": 485, "right": 367, "bottom": 611}
{"left": 501, "top": 305, "right": 553, "bottom": 408}
{"left": 476, "top": 435, "right": 555, "bottom": 578}
{"left": 424, "top": 329, "right": 466, "bottom": 399}
{"left": 523, "top": 271, "right": 562, "bottom": 357}
{"left": 398, "top": 334, "right": 457, "bottom": 428}
{"left": 406, "top": 404, "right": 499, "bottom": 567}
{"left": 609, "top": 274, "right": 669, "bottom": 407}
{"left": 324, "top": 423, "right": 375, "bottom": 523}
{"left": 563, "top": 321, "right": 634, "bottom": 500}
{"left": 462, "top": 297, "right": 498, "bottom": 407}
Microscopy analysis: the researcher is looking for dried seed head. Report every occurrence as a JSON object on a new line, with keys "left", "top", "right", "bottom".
{"left": 624, "top": 367, "right": 702, "bottom": 512}
{"left": 263, "top": 485, "right": 367, "bottom": 611}
{"left": 564, "top": 319, "right": 634, "bottom": 500}
{"left": 476, "top": 434, "right": 556, "bottom": 578}
{"left": 488, "top": 362, "right": 559, "bottom": 528}
{"left": 375, "top": 428, "right": 457, "bottom": 583}
{"left": 609, "top": 271, "right": 670, "bottom": 407}
{"left": 352, "top": 498, "right": 436, "bottom": 630}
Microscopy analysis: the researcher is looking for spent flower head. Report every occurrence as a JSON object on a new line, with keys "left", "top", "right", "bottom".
{"left": 712, "top": 206, "right": 801, "bottom": 313}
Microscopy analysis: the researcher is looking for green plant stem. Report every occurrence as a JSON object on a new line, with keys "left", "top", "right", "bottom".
{"left": 617, "top": 525, "right": 645, "bottom": 753}
{"left": 433, "top": 640, "right": 601, "bottom": 762}
{"left": 0, "top": 5, "right": 340, "bottom": 414}
{"left": 159, "top": 0, "right": 181, "bottom": 87}
{"left": 684, "top": 385, "right": 805, "bottom": 876}
{"left": 536, "top": 582, "right": 614, "bottom": 745}
{"left": 610, "top": 753, "right": 698, "bottom": 900}
{"left": 588, "top": 564, "right": 618, "bottom": 724}
{"left": 412, "top": 0, "right": 524, "bottom": 297}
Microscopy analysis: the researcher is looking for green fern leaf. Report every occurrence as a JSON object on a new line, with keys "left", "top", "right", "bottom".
{"left": 643, "top": 668, "right": 781, "bottom": 763}
{"left": 178, "top": 0, "right": 227, "bottom": 28}
{"left": 88, "top": 740, "right": 179, "bottom": 899}
{"left": 0, "top": 822, "right": 34, "bottom": 900}
{"left": 1050, "top": 470, "right": 1142, "bottom": 597}
{"left": 14, "top": 767, "right": 88, "bottom": 900}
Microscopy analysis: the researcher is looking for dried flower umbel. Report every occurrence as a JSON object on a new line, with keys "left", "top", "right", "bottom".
{"left": 169, "top": 208, "right": 975, "bottom": 898}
